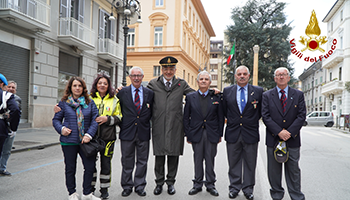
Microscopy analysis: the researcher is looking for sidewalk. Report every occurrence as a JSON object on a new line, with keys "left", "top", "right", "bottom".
{"left": 12, "top": 126, "right": 59, "bottom": 153}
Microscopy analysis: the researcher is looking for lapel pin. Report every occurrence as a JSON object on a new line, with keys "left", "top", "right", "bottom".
{"left": 251, "top": 92, "right": 254, "bottom": 95}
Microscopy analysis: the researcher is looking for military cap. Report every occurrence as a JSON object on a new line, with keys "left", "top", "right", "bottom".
{"left": 159, "top": 56, "right": 178, "bottom": 67}
{"left": 0, "top": 73, "right": 8, "bottom": 85}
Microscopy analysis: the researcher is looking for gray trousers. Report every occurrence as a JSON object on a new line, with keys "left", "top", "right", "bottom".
{"left": 120, "top": 134, "right": 149, "bottom": 191}
{"left": 227, "top": 134, "right": 258, "bottom": 195}
{"left": 191, "top": 129, "right": 217, "bottom": 189}
{"left": 154, "top": 155, "right": 179, "bottom": 186}
{"left": 267, "top": 147, "right": 305, "bottom": 200}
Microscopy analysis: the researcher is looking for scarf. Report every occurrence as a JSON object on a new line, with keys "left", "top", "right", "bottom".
{"left": 66, "top": 95, "right": 88, "bottom": 141}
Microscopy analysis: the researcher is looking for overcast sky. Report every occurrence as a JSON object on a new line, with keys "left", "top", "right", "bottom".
{"left": 201, "top": 0, "right": 337, "bottom": 78}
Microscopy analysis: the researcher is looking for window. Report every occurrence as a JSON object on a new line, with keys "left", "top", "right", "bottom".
{"left": 153, "top": 66, "right": 161, "bottom": 76}
{"left": 188, "top": 73, "right": 190, "bottom": 82}
{"left": 183, "top": 70, "right": 185, "bottom": 79}
{"left": 330, "top": 72, "right": 332, "bottom": 81}
{"left": 341, "top": 10, "right": 343, "bottom": 21}
{"left": 319, "top": 96, "right": 322, "bottom": 103}
{"left": 311, "top": 99, "right": 313, "bottom": 105}
{"left": 308, "top": 83, "right": 310, "bottom": 89}
{"left": 212, "top": 75, "right": 218, "bottom": 80}
{"left": 315, "top": 98, "right": 317, "bottom": 104}
{"left": 331, "top": 22, "right": 333, "bottom": 32}
{"left": 183, "top": 0, "right": 187, "bottom": 16}
{"left": 211, "top": 54, "right": 218, "bottom": 58}
{"left": 339, "top": 67, "right": 342, "bottom": 81}
{"left": 99, "top": 9, "right": 115, "bottom": 40}
{"left": 320, "top": 76, "right": 323, "bottom": 83}
{"left": 315, "top": 79, "right": 318, "bottom": 85}
{"left": 127, "top": 28, "right": 135, "bottom": 47}
{"left": 188, "top": 7, "right": 191, "bottom": 22}
{"left": 191, "top": 76, "right": 193, "bottom": 85}
{"left": 340, "top": 36, "right": 343, "bottom": 49}
{"left": 154, "top": 27, "right": 163, "bottom": 46}
{"left": 210, "top": 64, "right": 218, "bottom": 69}
{"left": 155, "top": 0, "right": 164, "bottom": 7}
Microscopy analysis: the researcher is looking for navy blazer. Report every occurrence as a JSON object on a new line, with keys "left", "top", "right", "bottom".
{"left": 223, "top": 84, "right": 263, "bottom": 144}
{"left": 183, "top": 91, "right": 224, "bottom": 144}
{"left": 262, "top": 87, "right": 306, "bottom": 148}
{"left": 52, "top": 100, "right": 99, "bottom": 144}
{"left": 117, "top": 85, "right": 154, "bottom": 141}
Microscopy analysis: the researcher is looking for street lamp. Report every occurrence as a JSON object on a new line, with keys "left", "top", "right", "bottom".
{"left": 113, "top": 0, "right": 142, "bottom": 86}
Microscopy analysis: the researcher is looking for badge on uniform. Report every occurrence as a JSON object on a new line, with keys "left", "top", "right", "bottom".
{"left": 212, "top": 101, "right": 219, "bottom": 105}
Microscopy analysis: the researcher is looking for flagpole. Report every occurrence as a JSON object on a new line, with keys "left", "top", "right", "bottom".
{"left": 233, "top": 38, "right": 236, "bottom": 84}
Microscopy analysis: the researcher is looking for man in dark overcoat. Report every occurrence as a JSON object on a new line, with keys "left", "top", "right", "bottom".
{"left": 147, "top": 56, "right": 194, "bottom": 195}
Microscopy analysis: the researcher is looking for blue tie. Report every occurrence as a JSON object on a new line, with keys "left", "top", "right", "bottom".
{"left": 240, "top": 87, "right": 246, "bottom": 113}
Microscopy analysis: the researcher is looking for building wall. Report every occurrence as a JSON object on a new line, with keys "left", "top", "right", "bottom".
{"left": 126, "top": 0, "right": 215, "bottom": 89}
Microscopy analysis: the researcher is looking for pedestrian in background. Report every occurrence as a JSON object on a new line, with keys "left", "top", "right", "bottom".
{"left": 0, "top": 74, "right": 20, "bottom": 176}
{"left": 262, "top": 67, "right": 306, "bottom": 200}
{"left": 223, "top": 66, "right": 263, "bottom": 200}
{"left": 147, "top": 56, "right": 195, "bottom": 195}
{"left": 117, "top": 67, "right": 154, "bottom": 197}
{"left": 0, "top": 80, "right": 22, "bottom": 176}
{"left": 52, "top": 77, "right": 100, "bottom": 200}
{"left": 183, "top": 71, "right": 224, "bottom": 197}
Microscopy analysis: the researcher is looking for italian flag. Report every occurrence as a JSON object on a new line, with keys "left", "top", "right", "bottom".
{"left": 227, "top": 42, "right": 235, "bottom": 65}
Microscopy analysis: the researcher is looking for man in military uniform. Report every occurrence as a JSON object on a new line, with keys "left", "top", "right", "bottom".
{"left": 147, "top": 56, "right": 195, "bottom": 195}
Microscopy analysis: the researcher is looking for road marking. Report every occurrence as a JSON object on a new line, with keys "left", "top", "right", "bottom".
{"left": 10, "top": 159, "right": 64, "bottom": 175}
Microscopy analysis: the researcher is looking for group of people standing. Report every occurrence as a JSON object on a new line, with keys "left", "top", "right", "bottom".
{"left": 51, "top": 55, "right": 306, "bottom": 200}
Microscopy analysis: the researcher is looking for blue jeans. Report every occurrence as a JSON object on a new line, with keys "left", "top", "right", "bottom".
{"left": 0, "top": 135, "right": 15, "bottom": 171}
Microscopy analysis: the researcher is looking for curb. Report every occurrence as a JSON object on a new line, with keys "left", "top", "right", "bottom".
{"left": 12, "top": 142, "right": 60, "bottom": 153}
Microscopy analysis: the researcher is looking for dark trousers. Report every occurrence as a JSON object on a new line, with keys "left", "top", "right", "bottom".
{"left": 61, "top": 145, "right": 96, "bottom": 195}
{"left": 91, "top": 140, "right": 115, "bottom": 192}
{"left": 267, "top": 147, "right": 305, "bottom": 200}
{"left": 227, "top": 134, "right": 258, "bottom": 195}
{"left": 120, "top": 134, "right": 149, "bottom": 191}
{"left": 154, "top": 155, "right": 179, "bottom": 186}
{"left": 191, "top": 129, "right": 217, "bottom": 189}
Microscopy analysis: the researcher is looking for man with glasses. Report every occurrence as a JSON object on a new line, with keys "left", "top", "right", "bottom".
{"left": 262, "top": 67, "right": 306, "bottom": 200}
{"left": 223, "top": 66, "right": 263, "bottom": 200}
{"left": 117, "top": 67, "right": 154, "bottom": 197}
{"left": 147, "top": 56, "right": 195, "bottom": 195}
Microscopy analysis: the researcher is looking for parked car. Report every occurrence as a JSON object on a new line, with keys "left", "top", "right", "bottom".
{"left": 304, "top": 111, "right": 334, "bottom": 127}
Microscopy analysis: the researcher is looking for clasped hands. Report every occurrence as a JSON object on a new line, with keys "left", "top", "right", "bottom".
{"left": 278, "top": 129, "right": 291, "bottom": 141}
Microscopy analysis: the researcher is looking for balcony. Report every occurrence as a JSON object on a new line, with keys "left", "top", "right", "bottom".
{"left": 0, "top": 0, "right": 50, "bottom": 32}
{"left": 321, "top": 80, "right": 344, "bottom": 96}
{"left": 322, "top": 49, "right": 344, "bottom": 69}
{"left": 58, "top": 17, "right": 95, "bottom": 50}
{"left": 97, "top": 38, "right": 123, "bottom": 63}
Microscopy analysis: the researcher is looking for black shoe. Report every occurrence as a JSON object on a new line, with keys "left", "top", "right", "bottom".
{"left": 229, "top": 191, "right": 238, "bottom": 199}
{"left": 206, "top": 188, "right": 219, "bottom": 196}
{"left": 153, "top": 185, "right": 163, "bottom": 195}
{"left": 244, "top": 193, "right": 254, "bottom": 200}
{"left": 167, "top": 185, "right": 176, "bottom": 195}
{"left": 121, "top": 189, "right": 132, "bottom": 197}
{"left": 188, "top": 187, "right": 202, "bottom": 195}
{"left": 100, "top": 188, "right": 109, "bottom": 199}
{"left": 0, "top": 170, "right": 11, "bottom": 176}
{"left": 136, "top": 189, "right": 146, "bottom": 196}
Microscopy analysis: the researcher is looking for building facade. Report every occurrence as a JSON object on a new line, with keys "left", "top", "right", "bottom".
{"left": 209, "top": 40, "right": 223, "bottom": 90}
{"left": 0, "top": 0, "right": 126, "bottom": 127}
{"left": 125, "top": 0, "right": 215, "bottom": 88}
{"left": 322, "top": 0, "right": 350, "bottom": 117}
{"left": 298, "top": 61, "right": 326, "bottom": 114}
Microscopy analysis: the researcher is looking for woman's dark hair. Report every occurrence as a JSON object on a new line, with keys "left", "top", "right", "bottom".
{"left": 61, "top": 76, "right": 91, "bottom": 104}
{"left": 90, "top": 73, "right": 115, "bottom": 98}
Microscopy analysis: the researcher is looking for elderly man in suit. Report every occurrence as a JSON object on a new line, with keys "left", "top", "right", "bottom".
{"left": 223, "top": 66, "right": 263, "bottom": 200}
{"left": 117, "top": 67, "right": 154, "bottom": 197}
{"left": 262, "top": 67, "right": 306, "bottom": 200}
{"left": 183, "top": 71, "right": 224, "bottom": 197}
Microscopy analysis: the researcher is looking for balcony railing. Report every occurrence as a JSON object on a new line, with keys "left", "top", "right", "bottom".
{"left": 0, "top": 0, "right": 50, "bottom": 31}
{"left": 322, "top": 49, "right": 344, "bottom": 69}
{"left": 58, "top": 17, "right": 95, "bottom": 50}
{"left": 97, "top": 38, "right": 123, "bottom": 62}
{"left": 321, "top": 80, "right": 344, "bottom": 96}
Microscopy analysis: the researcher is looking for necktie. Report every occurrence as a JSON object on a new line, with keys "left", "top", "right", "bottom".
{"left": 202, "top": 93, "right": 206, "bottom": 97}
{"left": 280, "top": 90, "right": 286, "bottom": 113}
{"left": 134, "top": 88, "right": 141, "bottom": 114}
{"left": 166, "top": 81, "right": 170, "bottom": 89}
{"left": 240, "top": 87, "right": 246, "bottom": 113}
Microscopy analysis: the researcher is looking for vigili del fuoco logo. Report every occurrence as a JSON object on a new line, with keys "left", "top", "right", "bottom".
{"left": 289, "top": 10, "right": 337, "bottom": 63}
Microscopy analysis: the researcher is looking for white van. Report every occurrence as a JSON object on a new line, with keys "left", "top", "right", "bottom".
{"left": 304, "top": 111, "right": 334, "bottom": 127}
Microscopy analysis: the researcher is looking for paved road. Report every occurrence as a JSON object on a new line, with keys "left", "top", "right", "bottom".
{"left": 1, "top": 124, "right": 350, "bottom": 200}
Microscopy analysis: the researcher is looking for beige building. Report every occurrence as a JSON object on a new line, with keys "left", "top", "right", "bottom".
{"left": 126, "top": 0, "right": 215, "bottom": 88}
{"left": 209, "top": 40, "right": 224, "bottom": 90}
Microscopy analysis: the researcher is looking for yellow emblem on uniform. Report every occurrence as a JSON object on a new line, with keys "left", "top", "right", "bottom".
{"left": 299, "top": 10, "right": 327, "bottom": 53}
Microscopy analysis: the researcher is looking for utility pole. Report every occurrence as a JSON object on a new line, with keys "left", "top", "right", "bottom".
{"left": 253, "top": 45, "right": 259, "bottom": 86}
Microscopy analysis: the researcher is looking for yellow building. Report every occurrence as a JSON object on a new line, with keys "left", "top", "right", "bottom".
{"left": 126, "top": 0, "right": 215, "bottom": 88}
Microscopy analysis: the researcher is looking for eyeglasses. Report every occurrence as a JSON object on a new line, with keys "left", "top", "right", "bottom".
{"left": 130, "top": 74, "right": 143, "bottom": 78}
{"left": 275, "top": 74, "right": 289, "bottom": 77}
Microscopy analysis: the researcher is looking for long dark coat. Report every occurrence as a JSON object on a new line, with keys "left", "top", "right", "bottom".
{"left": 148, "top": 75, "right": 194, "bottom": 156}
